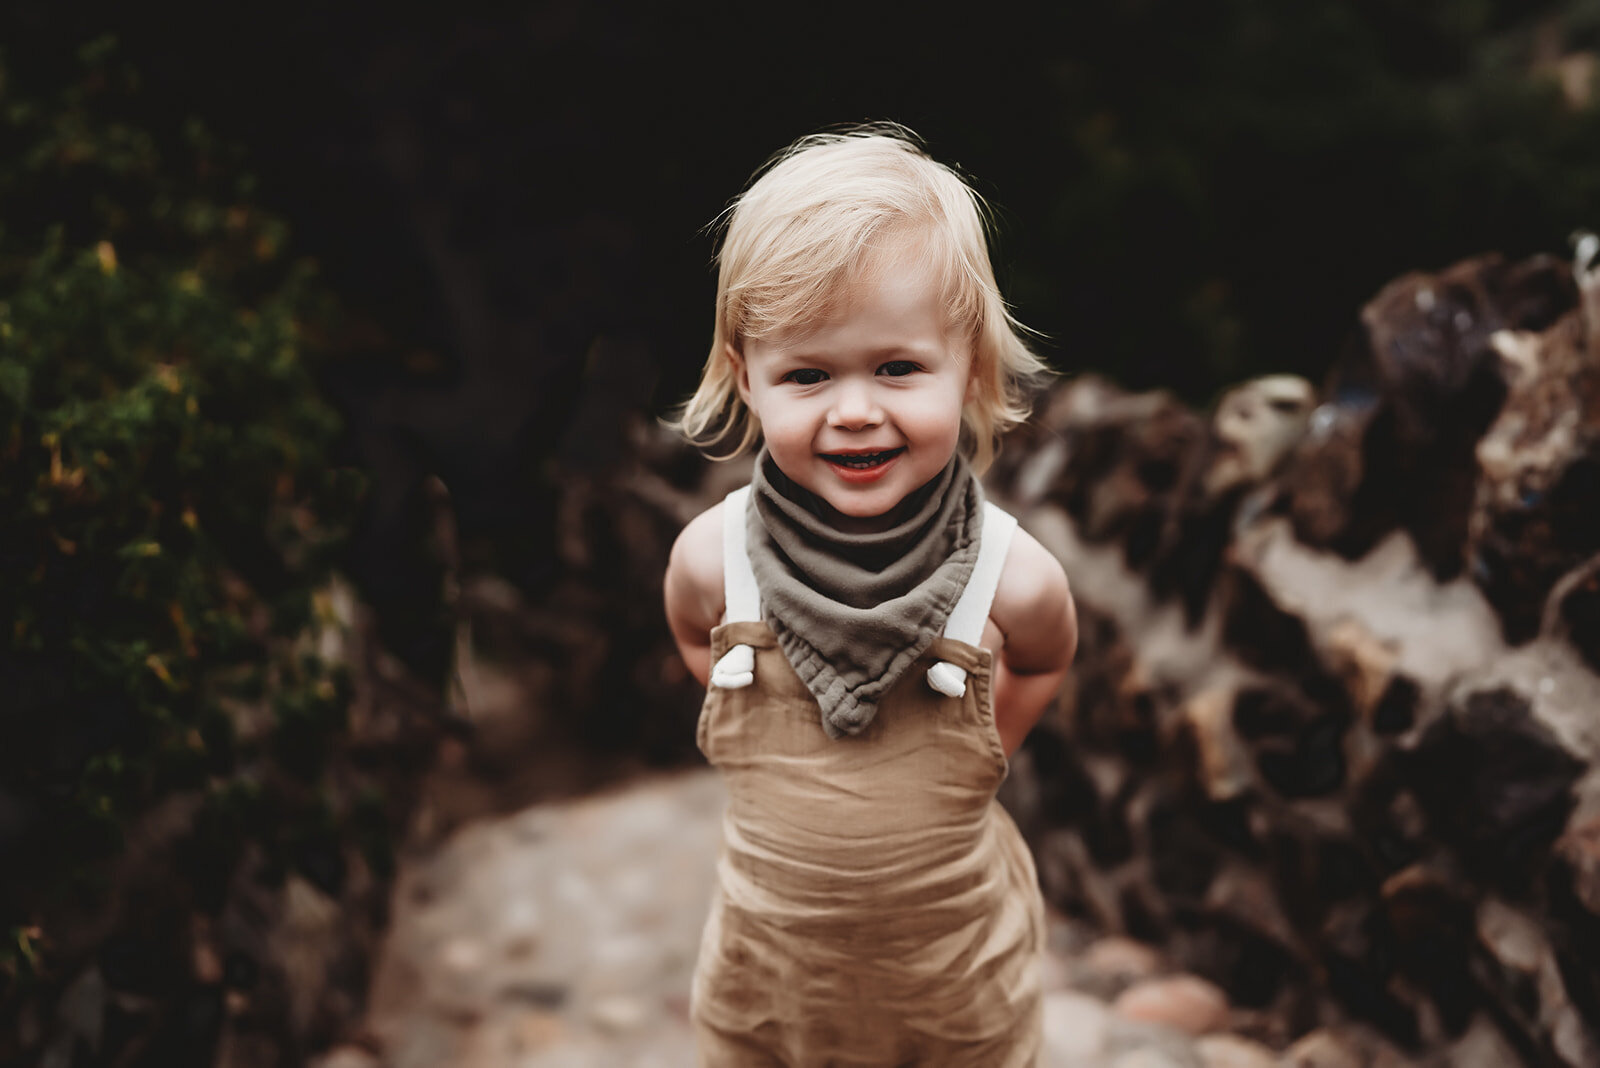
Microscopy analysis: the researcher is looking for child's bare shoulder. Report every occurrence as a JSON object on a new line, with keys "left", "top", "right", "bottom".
{"left": 990, "top": 526, "right": 1076, "bottom": 670}
{"left": 666, "top": 501, "right": 726, "bottom": 629}
{"left": 993, "top": 526, "right": 1068, "bottom": 621}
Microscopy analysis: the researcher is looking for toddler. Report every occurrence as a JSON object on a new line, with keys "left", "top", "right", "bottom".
{"left": 664, "top": 124, "right": 1078, "bottom": 1066}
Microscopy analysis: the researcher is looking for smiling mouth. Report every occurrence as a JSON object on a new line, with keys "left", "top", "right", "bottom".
{"left": 823, "top": 448, "right": 906, "bottom": 469}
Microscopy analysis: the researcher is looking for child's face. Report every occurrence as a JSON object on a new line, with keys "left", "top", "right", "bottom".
{"left": 734, "top": 246, "right": 973, "bottom": 531}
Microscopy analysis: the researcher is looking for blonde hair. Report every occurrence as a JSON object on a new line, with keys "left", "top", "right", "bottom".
{"left": 671, "top": 123, "right": 1049, "bottom": 474}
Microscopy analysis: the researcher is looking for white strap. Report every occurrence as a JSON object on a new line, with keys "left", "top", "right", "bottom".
{"left": 712, "top": 486, "right": 760, "bottom": 689}
{"left": 927, "top": 503, "right": 1016, "bottom": 698}
{"left": 717, "top": 489, "right": 1016, "bottom": 696}
{"left": 943, "top": 503, "right": 1016, "bottom": 644}
{"left": 721, "top": 485, "right": 760, "bottom": 624}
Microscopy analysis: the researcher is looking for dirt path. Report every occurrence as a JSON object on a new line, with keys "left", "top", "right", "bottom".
{"left": 332, "top": 768, "right": 1277, "bottom": 1067}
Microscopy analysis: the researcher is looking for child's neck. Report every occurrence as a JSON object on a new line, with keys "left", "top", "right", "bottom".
{"left": 809, "top": 492, "right": 927, "bottom": 536}
{"left": 765, "top": 455, "right": 952, "bottom": 538}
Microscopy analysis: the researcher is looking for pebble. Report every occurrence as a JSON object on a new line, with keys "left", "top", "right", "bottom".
{"left": 511, "top": 1009, "right": 566, "bottom": 1051}
{"left": 440, "top": 936, "right": 485, "bottom": 974}
{"left": 589, "top": 994, "right": 650, "bottom": 1035}
{"left": 1445, "top": 1014, "right": 1522, "bottom": 1066}
{"left": 1042, "top": 990, "right": 1111, "bottom": 1059}
{"left": 1113, "top": 974, "right": 1231, "bottom": 1036}
{"left": 1281, "top": 1028, "right": 1363, "bottom": 1068}
{"left": 309, "top": 1048, "right": 381, "bottom": 1068}
{"left": 1080, "top": 936, "right": 1167, "bottom": 997}
{"left": 1110, "top": 1047, "right": 1202, "bottom": 1068}
{"left": 1195, "top": 1033, "right": 1278, "bottom": 1068}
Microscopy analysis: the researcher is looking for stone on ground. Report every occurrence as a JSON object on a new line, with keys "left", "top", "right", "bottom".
{"left": 1113, "top": 975, "right": 1231, "bottom": 1036}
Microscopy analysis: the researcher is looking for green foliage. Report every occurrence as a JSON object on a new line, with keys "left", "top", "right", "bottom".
{"left": 0, "top": 40, "right": 363, "bottom": 994}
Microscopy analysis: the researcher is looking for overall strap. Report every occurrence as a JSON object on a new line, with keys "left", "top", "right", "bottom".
{"left": 711, "top": 485, "right": 758, "bottom": 689}
{"left": 721, "top": 485, "right": 761, "bottom": 624}
{"left": 927, "top": 502, "right": 1017, "bottom": 698}
{"left": 943, "top": 503, "right": 1017, "bottom": 643}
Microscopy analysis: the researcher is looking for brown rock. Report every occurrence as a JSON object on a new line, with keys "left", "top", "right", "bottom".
{"left": 1112, "top": 974, "right": 1231, "bottom": 1036}
{"left": 1206, "top": 375, "right": 1316, "bottom": 499}
{"left": 1546, "top": 823, "right": 1600, "bottom": 1061}
{"left": 1380, "top": 862, "right": 1479, "bottom": 1033}
{"left": 1280, "top": 399, "right": 1371, "bottom": 553}
{"left": 1406, "top": 686, "right": 1583, "bottom": 890}
{"left": 1314, "top": 900, "right": 1419, "bottom": 1046}
{"left": 1216, "top": 564, "right": 1332, "bottom": 695}
{"left": 1471, "top": 357, "right": 1600, "bottom": 643}
{"left": 1230, "top": 681, "right": 1318, "bottom": 741}
{"left": 1319, "top": 618, "right": 1419, "bottom": 781}
{"left": 1322, "top": 619, "right": 1399, "bottom": 728}
{"left": 1445, "top": 1012, "right": 1527, "bottom": 1068}
{"left": 1554, "top": 816, "right": 1600, "bottom": 918}
{"left": 1550, "top": 553, "right": 1600, "bottom": 674}
{"left": 1166, "top": 910, "right": 1304, "bottom": 1013}
{"left": 1114, "top": 658, "right": 1174, "bottom": 764}
{"left": 1183, "top": 687, "right": 1255, "bottom": 802}
{"left": 1223, "top": 674, "right": 1353, "bottom": 802}
{"left": 1280, "top": 1028, "right": 1363, "bottom": 1068}
{"left": 1018, "top": 376, "right": 1207, "bottom": 570}
{"left": 1144, "top": 788, "right": 1223, "bottom": 902}
{"left": 1204, "top": 861, "right": 1301, "bottom": 958}
{"left": 190, "top": 914, "right": 225, "bottom": 985}
{"left": 1552, "top": 998, "right": 1600, "bottom": 1068}
{"left": 1283, "top": 253, "right": 1576, "bottom": 580}
{"left": 1149, "top": 374, "right": 1316, "bottom": 623}
{"left": 1076, "top": 936, "right": 1168, "bottom": 999}
{"left": 1468, "top": 242, "right": 1600, "bottom": 643}
{"left": 1031, "top": 827, "right": 1127, "bottom": 933}
{"left": 1476, "top": 897, "right": 1546, "bottom": 976}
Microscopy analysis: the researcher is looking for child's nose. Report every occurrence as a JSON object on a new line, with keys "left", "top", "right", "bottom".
{"left": 827, "top": 380, "right": 883, "bottom": 429}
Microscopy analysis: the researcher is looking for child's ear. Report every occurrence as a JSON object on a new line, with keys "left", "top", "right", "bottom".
{"left": 727, "top": 343, "right": 752, "bottom": 404}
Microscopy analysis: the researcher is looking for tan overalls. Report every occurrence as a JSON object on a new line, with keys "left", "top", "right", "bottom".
{"left": 691, "top": 486, "right": 1046, "bottom": 1067}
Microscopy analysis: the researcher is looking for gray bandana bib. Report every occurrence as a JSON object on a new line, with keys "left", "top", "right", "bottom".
{"left": 744, "top": 448, "right": 983, "bottom": 738}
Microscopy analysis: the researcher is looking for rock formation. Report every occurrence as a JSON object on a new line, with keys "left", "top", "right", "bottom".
{"left": 990, "top": 239, "right": 1600, "bottom": 1064}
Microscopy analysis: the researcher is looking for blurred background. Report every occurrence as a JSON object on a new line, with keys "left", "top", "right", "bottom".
{"left": 4, "top": 0, "right": 1600, "bottom": 1064}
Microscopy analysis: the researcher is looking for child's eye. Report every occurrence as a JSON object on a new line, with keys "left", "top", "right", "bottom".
{"left": 878, "top": 360, "right": 919, "bottom": 377}
{"left": 783, "top": 368, "right": 827, "bottom": 385}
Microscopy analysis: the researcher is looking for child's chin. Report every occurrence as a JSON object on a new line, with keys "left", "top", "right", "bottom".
{"left": 818, "top": 484, "right": 893, "bottom": 510}
{"left": 815, "top": 491, "right": 904, "bottom": 529}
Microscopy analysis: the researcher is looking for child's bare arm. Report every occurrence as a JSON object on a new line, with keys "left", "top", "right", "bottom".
{"left": 987, "top": 529, "right": 1078, "bottom": 757}
{"left": 663, "top": 503, "right": 726, "bottom": 688}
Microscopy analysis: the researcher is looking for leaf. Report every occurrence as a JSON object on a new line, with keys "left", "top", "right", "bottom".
{"left": 0, "top": 360, "right": 28, "bottom": 406}
{"left": 145, "top": 653, "right": 173, "bottom": 687}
